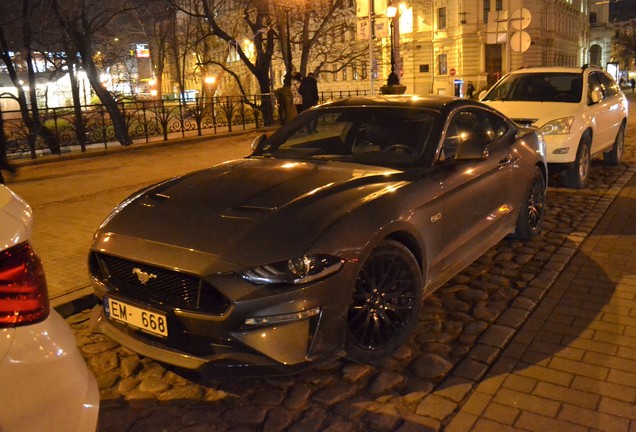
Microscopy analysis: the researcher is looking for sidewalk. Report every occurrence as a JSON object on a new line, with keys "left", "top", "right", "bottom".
{"left": 447, "top": 170, "right": 636, "bottom": 431}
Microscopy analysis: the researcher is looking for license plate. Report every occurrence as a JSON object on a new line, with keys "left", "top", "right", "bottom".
{"left": 105, "top": 297, "right": 168, "bottom": 337}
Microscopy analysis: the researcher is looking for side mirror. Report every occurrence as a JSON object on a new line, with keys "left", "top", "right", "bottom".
{"left": 251, "top": 133, "right": 267, "bottom": 150}
{"left": 455, "top": 140, "right": 489, "bottom": 161}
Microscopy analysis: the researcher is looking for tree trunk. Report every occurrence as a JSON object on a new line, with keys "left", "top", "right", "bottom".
{"left": 82, "top": 52, "right": 132, "bottom": 146}
{"left": 68, "top": 56, "right": 87, "bottom": 152}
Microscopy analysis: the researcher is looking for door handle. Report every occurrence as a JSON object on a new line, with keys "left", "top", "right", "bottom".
{"left": 499, "top": 157, "right": 512, "bottom": 166}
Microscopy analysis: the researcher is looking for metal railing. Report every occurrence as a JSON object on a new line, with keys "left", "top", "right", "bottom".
{"left": 3, "top": 89, "right": 371, "bottom": 159}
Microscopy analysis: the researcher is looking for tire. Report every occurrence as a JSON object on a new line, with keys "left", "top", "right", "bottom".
{"left": 603, "top": 123, "right": 625, "bottom": 166}
{"left": 346, "top": 240, "right": 422, "bottom": 363}
{"left": 513, "top": 166, "right": 546, "bottom": 240}
{"left": 563, "top": 133, "right": 591, "bottom": 189}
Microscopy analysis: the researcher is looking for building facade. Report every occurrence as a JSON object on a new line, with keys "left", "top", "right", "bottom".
{"left": 306, "top": 0, "right": 611, "bottom": 97}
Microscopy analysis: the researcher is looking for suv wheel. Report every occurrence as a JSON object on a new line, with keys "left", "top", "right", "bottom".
{"left": 563, "top": 133, "right": 591, "bottom": 189}
{"left": 603, "top": 123, "right": 624, "bottom": 166}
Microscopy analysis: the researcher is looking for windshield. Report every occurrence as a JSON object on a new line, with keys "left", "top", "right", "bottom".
{"left": 482, "top": 72, "right": 583, "bottom": 103}
{"left": 257, "top": 107, "right": 437, "bottom": 167}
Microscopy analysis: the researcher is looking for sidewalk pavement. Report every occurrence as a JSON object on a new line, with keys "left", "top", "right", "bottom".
{"left": 446, "top": 170, "right": 636, "bottom": 431}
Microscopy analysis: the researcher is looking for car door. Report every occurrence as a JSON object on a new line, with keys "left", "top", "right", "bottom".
{"left": 588, "top": 71, "right": 618, "bottom": 152}
{"left": 436, "top": 108, "right": 516, "bottom": 274}
{"left": 595, "top": 72, "right": 624, "bottom": 151}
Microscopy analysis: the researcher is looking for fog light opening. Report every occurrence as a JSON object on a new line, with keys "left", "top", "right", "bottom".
{"left": 552, "top": 147, "right": 570, "bottom": 155}
{"left": 245, "top": 307, "right": 321, "bottom": 326}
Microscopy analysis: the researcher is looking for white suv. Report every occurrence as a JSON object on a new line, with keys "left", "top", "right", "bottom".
{"left": 480, "top": 66, "right": 628, "bottom": 188}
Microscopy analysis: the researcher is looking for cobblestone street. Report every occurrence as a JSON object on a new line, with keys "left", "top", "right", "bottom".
{"left": 9, "top": 106, "right": 636, "bottom": 431}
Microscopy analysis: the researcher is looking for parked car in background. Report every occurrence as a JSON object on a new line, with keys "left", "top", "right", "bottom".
{"left": 480, "top": 65, "right": 628, "bottom": 188}
{"left": 89, "top": 96, "right": 547, "bottom": 377}
{"left": 0, "top": 185, "right": 99, "bottom": 432}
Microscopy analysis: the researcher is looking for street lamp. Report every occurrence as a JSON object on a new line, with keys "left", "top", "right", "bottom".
{"left": 204, "top": 75, "right": 215, "bottom": 98}
{"left": 385, "top": 3, "right": 400, "bottom": 86}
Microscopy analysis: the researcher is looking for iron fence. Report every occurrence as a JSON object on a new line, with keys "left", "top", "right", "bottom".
{"left": 2, "top": 89, "right": 371, "bottom": 159}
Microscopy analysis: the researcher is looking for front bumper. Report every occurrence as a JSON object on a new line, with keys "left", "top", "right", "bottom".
{"left": 89, "top": 265, "right": 356, "bottom": 377}
{"left": 543, "top": 133, "right": 580, "bottom": 164}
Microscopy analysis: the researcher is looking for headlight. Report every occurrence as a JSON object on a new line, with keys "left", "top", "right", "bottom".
{"left": 242, "top": 254, "right": 344, "bottom": 285}
{"left": 540, "top": 117, "right": 574, "bottom": 135}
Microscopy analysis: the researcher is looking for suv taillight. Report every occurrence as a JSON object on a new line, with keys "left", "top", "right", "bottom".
{"left": 0, "top": 242, "right": 50, "bottom": 327}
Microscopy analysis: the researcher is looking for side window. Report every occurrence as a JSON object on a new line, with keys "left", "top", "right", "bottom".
{"left": 482, "top": 111, "right": 509, "bottom": 142}
{"left": 587, "top": 73, "right": 603, "bottom": 104}
{"left": 598, "top": 72, "right": 619, "bottom": 97}
{"left": 440, "top": 109, "right": 508, "bottom": 161}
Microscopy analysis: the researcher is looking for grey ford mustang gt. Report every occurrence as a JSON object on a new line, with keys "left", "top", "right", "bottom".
{"left": 89, "top": 96, "right": 547, "bottom": 377}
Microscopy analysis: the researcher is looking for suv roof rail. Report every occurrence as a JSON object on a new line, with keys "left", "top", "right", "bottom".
{"left": 582, "top": 64, "right": 601, "bottom": 71}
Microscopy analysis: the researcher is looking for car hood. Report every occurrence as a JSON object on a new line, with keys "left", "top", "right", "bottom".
{"left": 483, "top": 101, "right": 579, "bottom": 128}
{"left": 95, "top": 158, "right": 409, "bottom": 269}
{"left": 0, "top": 185, "right": 32, "bottom": 251}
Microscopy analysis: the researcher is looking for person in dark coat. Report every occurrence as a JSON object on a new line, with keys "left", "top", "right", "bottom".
{"left": 299, "top": 72, "right": 319, "bottom": 132}
{"left": 299, "top": 72, "right": 319, "bottom": 111}
{"left": 466, "top": 81, "right": 475, "bottom": 99}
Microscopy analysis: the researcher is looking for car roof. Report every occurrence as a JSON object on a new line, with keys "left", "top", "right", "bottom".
{"left": 506, "top": 65, "right": 602, "bottom": 75}
{"left": 320, "top": 95, "right": 485, "bottom": 113}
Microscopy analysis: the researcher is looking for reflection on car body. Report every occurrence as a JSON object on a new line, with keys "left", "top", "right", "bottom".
{"left": 89, "top": 96, "right": 547, "bottom": 377}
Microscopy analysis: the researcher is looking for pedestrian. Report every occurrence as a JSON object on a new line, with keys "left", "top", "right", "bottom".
{"left": 0, "top": 118, "right": 16, "bottom": 185}
{"left": 631, "top": 78, "right": 635, "bottom": 93}
{"left": 291, "top": 72, "right": 303, "bottom": 115}
{"left": 299, "top": 72, "right": 319, "bottom": 111}
{"left": 299, "top": 72, "right": 319, "bottom": 133}
{"left": 466, "top": 81, "right": 475, "bottom": 99}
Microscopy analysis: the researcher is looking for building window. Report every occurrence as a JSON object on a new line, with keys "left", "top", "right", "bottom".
{"left": 438, "top": 7, "right": 447, "bottom": 30}
{"left": 361, "top": 61, "right": 368, "bottom": 79}
{"left": 438, "top": 54, "right": 447, "bottom": 75}
{"left": 343, "top": 66, "right": 348, "bottom": 81}
{"left": 334, "top": 64, "right": 339, "bottom": 81}
{"left": 590, "top": 12, "right": 597, "bottom": 25}
{"left": 484, "top": 0, "right": 490, "bottom": 23}
{"left": 496, "top": 0, "right": 502, "bottom": 11}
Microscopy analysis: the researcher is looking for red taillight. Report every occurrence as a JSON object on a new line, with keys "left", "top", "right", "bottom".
{"left": 0, "top": 242, "right": 50, "bottom": 327}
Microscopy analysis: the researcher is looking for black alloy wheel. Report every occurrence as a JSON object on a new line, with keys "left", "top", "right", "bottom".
{"left": 346, "top": 240, "right": 422, "bottom": 362}
{"left": 514, "top": 166, "right": 546, "bottom": 240}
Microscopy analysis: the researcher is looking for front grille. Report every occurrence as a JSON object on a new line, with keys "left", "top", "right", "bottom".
{"left": 91, "top": 252, "right": 230, "bottom": 314}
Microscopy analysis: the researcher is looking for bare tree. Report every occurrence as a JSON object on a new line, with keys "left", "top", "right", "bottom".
{"left": 285, "top": 1, "right": 369, "bottom": 80}
{"left": 613, "top": 20, "right": 636, "bottom": 72}
{"left": 132, "top": 1, "right": 177, "bottom": 100}
{"left": 172, "top": 0, "right": 277, "bottom": 125}
{"left": 0, "top": 0, "right": 61, "bottom": 158}
{"left": 49, "top": 0, "right": 138, "bottom": 146}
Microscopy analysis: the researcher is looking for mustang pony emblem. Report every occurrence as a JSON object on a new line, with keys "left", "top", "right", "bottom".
{"left": 132, "top": 268, "right": 157, "bottom": 285}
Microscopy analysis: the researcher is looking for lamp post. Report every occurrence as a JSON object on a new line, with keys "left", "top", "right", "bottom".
{"left": 381, "top": 2, "right": 406, "bottom": 94}
{"left": 204, "top": 76, "right": 215, "bottom": 99}
{"left": 386, "top": 3, "right": 399, "bottom": 86}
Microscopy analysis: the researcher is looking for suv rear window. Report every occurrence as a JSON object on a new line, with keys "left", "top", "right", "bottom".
{"left": 482, "top": 72, "right": 583, "bottom": 103}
